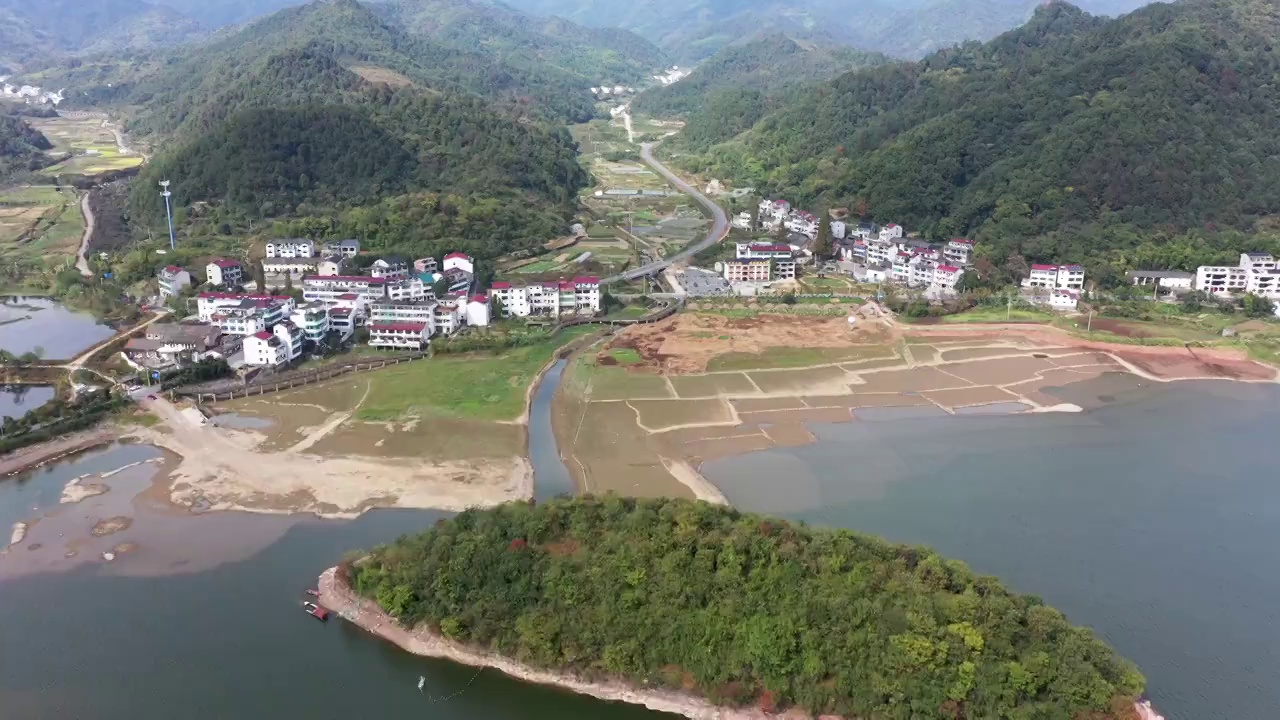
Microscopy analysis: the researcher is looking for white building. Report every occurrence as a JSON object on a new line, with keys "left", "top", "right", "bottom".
{"left": 443, "top": 252, "right": 474, "bottom": 276}
{"left": 1196, "top": 264, "right": 1250, "bottom": 295}
{"left": 489, "top": 276, "right": 601, "bottom": 318}
{"left": 158, "top": 266, "right": 191, "bottom": 298}
{"left": 274, "top": 321, "right": 304, "bottom": 362}
{"left": 731, "top": 211, "right": 752, "bottom": 230}
{"left": 863, "top": 266, "right": 889, "bottom": 283}
{"left": 466, "top": 295, "right": 492, "bottom": 327}
{"left": 316, "top": 256, "right": 346, "bottom": 277}
{"left": 369, "top": 322, "right": 431, "bottom": 350}
{"left": 322, "top": 239, "right": 360, "bottom": 258}
{"left": 328, "top": 308, "right": 356, "bottom": 340}
{"left": 830, "top": 220, "right": 847, "bottom": 240}
{"left": 758, "top": 199, "right": 791, "bottom": 223}
{"left": 262, "top": 257, "right": 317, "bottom": 277}
{"left": 736, "top": 243, "right": 794, "bottom": 260}
{"left": 385, "top": 276, "right": 433, "bottom": 303}
{"left": 1247, "top": 268, "right": 1280, "bottom": 298}
{"left": 943, "top": 239, "right": 976, "bottom": 267}
{"left": 209, "top": 308, "right": 267, "bottom": 337}
{"left": 302, "top": 275, "right": 387, "bottom": 305}
{"left": 1239, "top": 252, "right": 1276, "bottom": 274}
{"left": 290, "top": 302, "right": 331, "bottom": 345}
{"left": 1049, "top": 289, "right": 1079, "bottom": 311}
{"left": 1023, "top": 264, "right": 1084, "bottom": 291}
{"left": 414, "top": 257, "right": 438, "bottom": 274}
{"left": 197, "top": 293, "right": 295, "bottom": 324}
{"left": 933, "top": 265, "right": 964, "bottom": 290}
{"left": 1196, "top": 253, "right": 1280, "bottom": 299}
{"left": 265, "top": 239, "right": 316, "bottom": 259}
{"left": 369, "top": 301, "right": 436, "bottom": 332}
{"left": 786, "top": 211, "right": 819, "bottom": 239}
{"left": 434, "top": 301, "right": 464, "bottom": 335}
{"left": 206, "top": 259, "right": 242, "bottom": 287}
{"left": 722, "top": 259, "right": 772, "bottom": 282}
{"left": 244, "top": 330, "right": 288, "bottom": 367}
{"left": 878, "top": 224, "right": 904, "bottom": 242}
{"left": 1127, "top": 271, "right": 1195, "bottom": 290}
{"left": 371, "top": 256, "right": 409, "bottom": 281}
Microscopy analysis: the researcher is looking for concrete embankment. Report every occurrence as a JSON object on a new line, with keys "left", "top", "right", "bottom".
{"left": 0, "top": 428, "right": 117, "bottom": 477}
{"left": 318, "top": 565, "right": 1161, "bottom": 720}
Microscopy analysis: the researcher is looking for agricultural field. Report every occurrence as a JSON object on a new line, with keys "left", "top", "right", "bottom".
{"left": 0, "top": 185, "right": 84, "bottom": 265}
{"left": 30, "top": 116, "right": 143, "bottom": 176}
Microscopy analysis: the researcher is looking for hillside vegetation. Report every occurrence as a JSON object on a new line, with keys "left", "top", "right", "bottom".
{"left": 633, "top": 35, "right": 887, "bottom": 149}
{"left": 0, "top": 0, "right": 205, "bottom": 66}
{"left": 350, "top": 496, "right": 1145, "bottom": 719}
{"left": 0, "top": 115, "right": 55, "bottom": 178}
{"left": 680, "top": 0, "right": 1280, "bottom": 276}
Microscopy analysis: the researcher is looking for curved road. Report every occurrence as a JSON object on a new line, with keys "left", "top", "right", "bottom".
{"left": 75, "top": 191, "right": 95, "bottom": 277}
{"left": 603, "top": 142, "right": 730, "bottom": 285}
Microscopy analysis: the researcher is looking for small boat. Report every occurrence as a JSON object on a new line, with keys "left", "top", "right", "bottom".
{"left": 303, "top": 601, "right": 329, "bottom": 621}
{"left": 305, "top": 589, "right": 320, "bottom": 597}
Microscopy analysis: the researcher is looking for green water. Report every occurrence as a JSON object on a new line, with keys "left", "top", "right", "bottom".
{"left": 704, "top": 379, "right": 1280, "bottom": 720}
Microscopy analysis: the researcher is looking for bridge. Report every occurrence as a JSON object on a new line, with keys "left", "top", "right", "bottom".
{"left": 601, "top": 143, "right": 730, "bottom": 286}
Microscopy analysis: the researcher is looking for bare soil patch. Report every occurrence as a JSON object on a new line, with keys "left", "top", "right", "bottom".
{"left": 630, "top": 399, "right": 735, "bottom": 432}
{"left": 669, "top": 373, "right": 757, "bottom": 398}
{"left": 737, "top": 408, "right": 853, "bottom": 426}
{"left": 731, "top": 397, "right": 807, "bottom": 412}
{"left": 747, "top": 366, "right": 851, "bottom": 395}
{"left": 760, "top": 423, "right": 816, "bottom": 447}
{"left": 923, "top": 386, "right": 1022, "bottom": 409}
{"left": 91, "top": 516, "right": 132, "bottom": 537}
{"left": 854, "top": 367, "right": 972, "bottom": 393}
{"left": 941, "top": 357, "right": 1059, "bottom": 386}
{"left": 609, "top": 313, "right": 888, "bottom": 374}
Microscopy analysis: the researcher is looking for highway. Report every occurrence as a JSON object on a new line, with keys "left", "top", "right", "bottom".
{"left": 602, "top": 142, "right": 730, "bottom": 285}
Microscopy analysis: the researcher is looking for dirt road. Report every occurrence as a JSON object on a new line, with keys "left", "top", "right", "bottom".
{"left": 75, "top": 191, "right": 93, "bottom": 277}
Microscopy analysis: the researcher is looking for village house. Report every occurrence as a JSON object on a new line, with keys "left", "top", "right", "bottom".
{"left": 205, "top": 259, "right": 242, "bottom": 287}
{"left": 933, "top": 265, "right": 965, "bottom": 290}
{"left": 443, "top": 252, "right": 474, "bottom": 275}
{"left": 731, "top": 211, "right": 752, "bottom": 230}
{"left": 1127, "top": 271, "right": 1194, "bottom": 290}
{"left": 830, "top": 219, "right": 847, "bottom": 240}
{"left": 371, "top": 255, "right": 410, "bottom": 281}
{"left": 414, "top": 257, "right": 438, "bottom": 274}
{"left": 321, "top": 239, "right": 361, "bottom": 258}
{"left": 1196, "top": 253, "right": 1280, "bottom": 299}
{"left": 943, "top": 239, "right": 976, "bottom": 267}
{"left": 1049, "top": 289, "right": 1080, "bottom": 311}
{"left": 123, "top": 323, "right": 222, "bottom": 368}
{"left": 865, "top": 239, "right": 897, "bottom": 266}
{"left": 488, "top": 277, "right": 601, "bottom": 319}
{"left": 758, "top": 199, "right": 791, "bottom": 224}
{"left": 290, "top": 301, "right": 333, "bottom": 345}
{"left": 386, "top": 276, "right": 433, "bottom": 303}
{"left": 466, "top": 295, "right": 491, "bottom": 327}
{"left": 434, "top": 300, "right": 464, "bottom": 335}
{"left": 736, "top": 242, "right": 794, "bottom": 260}
{"left": 317, "top": 255, "right": 346, "bottom": 277}
{"left": 328, "top": 307, "right": 356, "bottom": 338}
{"left": 197, "top": 292, "right": 295, "bottom": 325}
{"left": 786, "top": 211, "right": 819, "bottom": 239}
{"left": 722, "top": 258, "right": 772, "bottom": 283}
{"left": 878, "top": 224, "right": 904, "bottom": 243}
{"left": 1023, "top": 264, "right": 1085, "bottom": 291}
{"left": 368, "top": 322, "right": 431, "bottom": 350}
{"left": 265, "top": 239, "right": 316, "bottom": 259}
{"left": 262, "top": 257, "right": 317, "bottom": 277}
{"left": 244, "top": 331, "right": 287, "bottom": 367}
{"left": 158, "top": 266, "right": 191, "bottom": 298}
{"left": 302, "top": 275, "right": 387, "bottom": 305}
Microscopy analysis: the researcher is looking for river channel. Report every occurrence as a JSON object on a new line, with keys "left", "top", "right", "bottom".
{"left": 0, "top": 364, "right": 1274, "bottom": 719}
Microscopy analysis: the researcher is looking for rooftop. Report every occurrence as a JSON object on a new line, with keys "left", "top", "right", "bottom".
{"left": 302, "top": 275, "right": 386, "bottom": 284}
{"left": 210, "top": 259, "right": 240, "bottom": 268}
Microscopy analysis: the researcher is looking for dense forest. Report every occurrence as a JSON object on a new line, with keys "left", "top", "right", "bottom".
{"left": 0, "top": 115, "right": 54, "bottom": 178}
{"left": 350, "top": 496, "right": 1144, "bottom": 720}
{"left": 0, "top": 0, "right": 204, "bottom": 65}
{"left": 679, "top": 0, "right": 1280, "bottom": 273}
{"left": 633, "top": 35, "right": 886, "bottom": 150}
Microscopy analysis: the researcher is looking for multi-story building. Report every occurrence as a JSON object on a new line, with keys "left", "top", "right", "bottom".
{"left": 1196, "top": 264, "right": 1250, "bottom": 295}
{"left": 736, "top": 243, "right": 794, "bottom": 260}
{"left": 908, "top": 259, "right": 936, "bottom": 287}
{"left": 488, "top": 277, "right": 601, "bottom": 319}
{"left": 206, "top": 259, "right": 242, "bottom": 287}
{"left": 830, "top": 219, "right": 847, "bottom": 240}
{"left": 316, "top": 256, "right": 346, "bottom": 277}
{"left": 302, "top": 275, "right": 387, "bottom": 305}
{"left": 722, "top": 259, "right": 772, "bottom": 282}
{"left": 878, "top": 224, "right": 904, "bottom": 242}
{"left": 786, "top": 211, "right": 819, "bottom": 239}
{"left": 290, "top": 301, "right": 331, "bottom": 345}
{"left": 865, "top": 240, "right": 897, "bottom": 266}
{"left": 369, "top": 301, "right": 437, "bottom": 333}
{"left": 933, "top": 265, "right": 964, "bottom": 290}
{"left": 1127, "top": 271, "right": 1195, "bottom": 290}
{"left": 368, "top": 322, "right": 431, "bottom": 350}
{"left": 414, "top": 257, "right": 438, "bottom": 274}
{"left": 1023, "top": 264, "right": 1085, "bottom": 291}
{"left": 773, "top": 258, "right": 797, "bottom": 281}
{"left": 371, "top": 256, "right": 410, "bottom": 281}
{"left": 265, "top": 239, "right": 316, "bottom": 258}
{"left": 211, "top": 307, "right": 267, "bottom": 337}
{"left": 944, "top": 239, "right": 976, "bottom": 267}
{"left": 328, "top": 307, "right": 356, "bottom": 340}
{"left": 386, "top": 276, "right": 432, "bottom": 303}
{"left": 274, "top": 321, "right": 304, "bottom": 362}
{"left": 466, "top": 295, "right": 491, "bottom": 327}
{"left": 434, "top": 301, "right": 464, "bottom": 335}
{"left": 1246, "top": 268, "right": 1280, "bottom": 298}
{"left": 1196, "top": 253, "right": 1280, "bottom": 298}
{"left": 262, "top": 257, "right": 317, "bottom": 277}
{"left": 1049, "top": 288, "right": 1079, "bottom": 311}
{"left": 321, "top": 239, "right": 360, "bottom": 258}
{"left": 1239, "top": 252, "right": 1276, "bottom": 274}
{"left": 158, "top": 266, "right": 191, "bottom": 298}
{"left": 758, "top": 199, "right": 791, "bottom": 223}
{"left": 443, "top": 252, "right": 474, "bottom": 276}
{"left": 244, "top": 330, "right": 287, "bottom": 367}
{"left": 197, "top": 293, "right": 294, "bottom": 324}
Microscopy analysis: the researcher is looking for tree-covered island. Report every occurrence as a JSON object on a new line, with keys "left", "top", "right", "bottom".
{"left": 347, "top": 496, "right": 1144, "bottom": 719}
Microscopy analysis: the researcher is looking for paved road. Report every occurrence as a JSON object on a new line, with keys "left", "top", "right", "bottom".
{"left": 75, "top": 191, "right": 94, "bottom": 277}
{"left": 602, "top": 142, "right": 730, "bottom": 285}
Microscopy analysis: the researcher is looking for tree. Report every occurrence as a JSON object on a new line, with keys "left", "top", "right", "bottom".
{"left": 1179, "top": 290, "right": 1206, "bottom": 313}
{"left": 1242, "top": 293, "right": 1275, "bottom": 318}
{"left": 812, "top": 211, "right": 833, "bottom": 260}
{"left": 432, "top": 277, "right": 451, "bottom": 299}
{"left": 750, "top": 200, "right": 760, "bottom": 230}
{"left": 252, "top": 259, "right": 266, "bottom": 291}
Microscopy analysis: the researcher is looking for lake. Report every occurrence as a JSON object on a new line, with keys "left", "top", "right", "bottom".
{"left": 0, "top": 296, "right": 115, "bottom": 359}
{"left": 0, "top": 384, "right": 55, "bottom": 421}
{"left": 704, "top": 379, "right": 1280, "bottom": 720}
{"left": 1, "top": 377, "right": 1275, "bottom": 720}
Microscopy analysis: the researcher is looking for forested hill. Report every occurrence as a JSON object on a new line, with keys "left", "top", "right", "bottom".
{"left": 348, "top": 496, "right": 1145, "bottom": 719}
{"left": 0, "top": 115, "right": 55, "bottom": 179}
{"left": 377, "top": 0, "right": 669, "bottom": 84}
{"left": 632, "top": 35, "right": 887, "bottom": 150}
{"left": 681, "top": 0, "right": 1280, "bottom": 272}
{"left": 0, "top": 0, "right": 205, "bottom": 66}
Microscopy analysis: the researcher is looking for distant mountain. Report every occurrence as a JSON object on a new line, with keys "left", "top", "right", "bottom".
{"left": 379, "top": 0, "right": 669, "bottom": 84}
{"left": 147, "top": 0, "right": 305, "bottom": 27}
{"left": 681, "top": 0, "right": 1280, "bottom": 271}
{"left": 500, "top": 0, "right": 1155, "bottom": 62}
{"left": 0, "top": 0, "right": 205, "bottom": 65}
{"left": 0, "top": 114, "right": 55, "bottom": 179}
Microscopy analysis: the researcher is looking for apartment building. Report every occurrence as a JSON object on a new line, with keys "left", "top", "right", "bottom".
{"left": 265, "top": 239, "right": 316, "bottom": 258}
{"left": 1196, "top": 253, "right": 1280, "bottom": 298}
{"left": 371, "top": 256, "right": 410, "bottom": 281}
{"left": 943, "top": 239, "right": 976, "bottom": 267}
{"left": 414, "top": 257, "right": 438, "bottom": 274}
{"left": 933, "top": 265, "right": 964, "bottom": 290}
{"left": 786, "top": 211, "right": 819, "bottom": 239}
{"left": 736, "top": 243, "right": 794, "bottom": 260}
{"left": 1023, "top": 264, "right": 1085, "bottom": 291}
{"left": 206, "top": 259, "right": 242, "bottom": 287}
{"left": 434, "top": 301, "right": 464, "bottom": 335}
{"left": 369, "top": 322, "right": 431, "bottom": 350}
{"left": 722, "top": 259, "right": 772, "bottom": 282}
{"left": 274, "top": 321, "right": 304, "bottom": 362}
{"left": 322, "top": 239, "right": 361, "bottom": 258}
{"left": 386, "top": 276, "right": 433, "bottom": 303}
{"left": 328, "top": 307, "right": 356, "bottom": 339}
{"left": 878, "top": 224, "right": 904, "bottom": 242}
{"left": 302, "top": 275, "right": 387, "bottom": 305}
{"left": 369, "top": 300, "right": 437, "bottom": 332}
{"left": 290, "top": 301, "right": 331, "bottom": 344}
{"left": 244, "top": 331, "right": 287, "bottom": 367}
{"left": 1196, "top": 264, "right": 1250, "bottom": 295}
{"left": 209, "top": 307, "right": 268, "bottom": 337}
{"left": 866, "top": 240, "right": 897, "bottom": 266}
{"left": 197, "top": 293, "right": 295, "bottom": 325}
{"left": 158, "top": 266, "right": 191, "bottom": 298}
{"left": 489, "top": 276, "right": 601, "bottom": 318}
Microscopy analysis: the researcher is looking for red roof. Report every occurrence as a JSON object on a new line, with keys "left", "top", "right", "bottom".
{"left": 336, "top": 293, "right": 359, "bottom": 300}
{"left": 490, "top": 281, "right": 512, "bottom": 290}
{"left": 210, "top": 259, "right": 240, "bottom": 268}
{"left": 572, "top": 276, "right": 600, "bottom": 285}
{"left": 199, "top": 292, "right": 290, "bottom": 301}
{"left": 444, "top": 252, "right": 471, "bottom": 260}
{"left": 251, "top": 331, "right": 273, "bottom": 340}
{"left": 937, "top": 265, "right": 961, "bottom": 273}
{"left": 329, "top": 308, "right": 352, "bottom": 316}
{"left": 885, "top": 223, "right": 900, "bottom": 229}
{"left": 559, "top": 282, "right": 575, "bottom": 290}
{"left": 1031, "top": 264, "right": 1058, "bottom": 271}
{"left": 748, "top": 243, "right": 792, "bottom": 253}
{"left": 370, "top": 322, "right": 427, "bottom": 333}
{"left": 302, "top": 275, "right": 386, "bottom": 284}
{"left": 163, "top": 265, "right": 182, "bottom": 273}
{"left": 949, "top": 238, "right": 975, "bottom": 245}
{"left": 469, "top": 294, "right": 489, "bottom": 303}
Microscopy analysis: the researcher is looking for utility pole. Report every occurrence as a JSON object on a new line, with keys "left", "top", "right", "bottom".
{"left": 1088, "top": 309, "right": 1094, "bottom": 332}
{"left": 1007, "top": 291, "right": 1012, "bottom": 321}
{"left": 159, "top": 180, "right": 175, "bottom": 251}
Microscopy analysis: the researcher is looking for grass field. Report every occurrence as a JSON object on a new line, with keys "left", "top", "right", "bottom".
{"left": 606, "top": 347, "right": 643, "bottom": 365}
{"left": 0, "top": 186, "right": 83, "bottom": 265}
{"left": 937, "top": 307, "right": 1055, "bottom": 324}
{"left": 354, "top": 329, "right": 593, "bottom": 422}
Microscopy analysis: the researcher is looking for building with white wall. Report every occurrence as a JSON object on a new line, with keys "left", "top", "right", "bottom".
{"left": 206, "top": 259, "right": 242, "bottom": 287}
{"left": 722, "top": 259, "right": 772, "bottom": 282}
{"left": 489, "top": 277, "right": 601, "bottom": 319}
{"left": 1195, "top": 253, "right": 1280, "bottom": 299}
{"left": 322, "top": 239, "right": 360, "bottom": 258}
{"left": 302, "top": 275, "right": 387, "bottom": 305}
{"left": 1128, "top": 271, "right": 1195, "bottom": 290}
{"left": 262, "top": 258, "right": 317, "bottom": 277}
{"left": 244, "top": 331, "right": 287, "bottom": 367}
{"left": 736, "top": 243, "right": 794, "bottom": 260}
{"left": 369, "top": 322, "right": 431, "bottom": 350}
{"left": 943, "top": 239, "right": 975, "bottom": 267}
{"left": 265, "top": 239, "right": 316, "bottom": 258}
{"left": 933, "top": 265, "right": 964, "bottom": 290}
{"left": 1024, "top": 264, "right": 1084, "bottom": 291}
{"left": 371, "top": 256, "right": 409, "bottom": 281}
{"left": 442, "top": 252, "right": 474, "bottom": 276}
{"left": 290, "top": 302, "right": 331, "bottom": 345}
{"left": 878, "top": 224, "right": 904, "bottom": 242}
{"left": 158, "top": 266, "right": 191, "bottom": 298}
{"left": 386, "top": 276, "right": 432, "bottom": 303}
{"left": 466, "top": 295, "right": 491, "bottom": 327}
